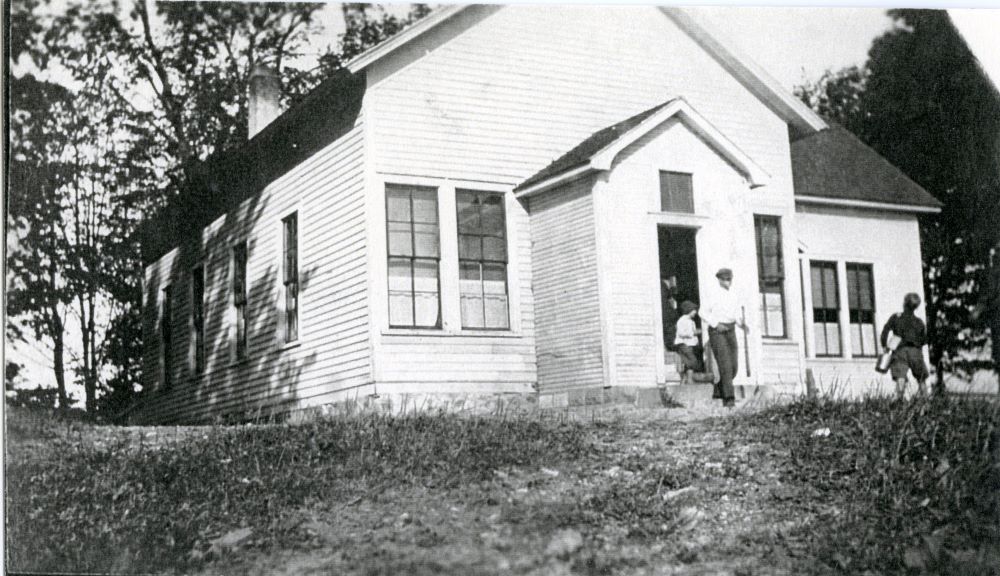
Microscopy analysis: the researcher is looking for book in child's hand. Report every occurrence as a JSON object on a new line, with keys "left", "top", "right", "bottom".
{"left": 886, "top": 333, "right": 902, "bottom": 351}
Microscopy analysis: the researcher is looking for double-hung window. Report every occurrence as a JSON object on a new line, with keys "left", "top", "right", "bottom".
{"left": 233, "top": 242, "right": 248, "bottom": 359}
{"left": 162, "top": 285, "right": 174, "bottom": 388}
{"left": 810, "top": 261, "right": 841, "bottom": 356}
{"left": 754, "top": 215, "right": 786, "bottom": 338}
{"left": 386, "top": 184, "right": 441, "bottom": 328}
{"left": 846, "top": 263, "right": 877, "bottom": 357}
{"left": 282, "top": 213, "right": 299, "bottom": 343}
{"left": 457, "top": 190, "right": 509, "bottom": 329}
{"left": 191, "top": 267, "right": 205, "bottom": 373}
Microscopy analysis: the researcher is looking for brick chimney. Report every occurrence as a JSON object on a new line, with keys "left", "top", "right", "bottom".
{"left": 248, "top": 65, "right": 282, "bottom": 138}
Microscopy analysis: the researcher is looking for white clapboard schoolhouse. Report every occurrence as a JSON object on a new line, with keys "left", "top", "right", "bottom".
{"left": 137, "top": 5, "right": 941, "bottom": 423}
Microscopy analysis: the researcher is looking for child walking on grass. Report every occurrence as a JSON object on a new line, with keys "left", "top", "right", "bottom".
{"left": 675, "top": 301, "right": 703, "bottom": 384}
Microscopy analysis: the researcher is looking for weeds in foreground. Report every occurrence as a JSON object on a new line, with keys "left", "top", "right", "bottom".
{"left": 5, "top": 410, "right": 588, "bottom": 573}
{"left": 734, "top": 395, "right": 1000, "bottom": 574}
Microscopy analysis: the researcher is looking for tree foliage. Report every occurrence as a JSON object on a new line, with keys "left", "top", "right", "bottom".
{"left": 796, "top": 9, "right": 1000, "bottom": 373}
{"left": 7, "top": 1, "right": 431, "bottom": 416}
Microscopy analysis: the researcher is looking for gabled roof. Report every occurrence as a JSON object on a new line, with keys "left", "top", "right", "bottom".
{"left": 345, "top": 5, "right": 828, "bottom": 136}
{"left": 514, "top": 98, "right": 770, "bottom": 197}
{"left": 791, "top": 126, "right": 942, "bottom": 213}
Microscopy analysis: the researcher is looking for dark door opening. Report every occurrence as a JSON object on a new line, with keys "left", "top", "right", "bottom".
{"left": 658, "top": 226, "right": 706, "bottom": 382}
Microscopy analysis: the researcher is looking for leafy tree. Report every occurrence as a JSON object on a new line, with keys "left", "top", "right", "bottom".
{"left": 796, "top": 9, "right": 1000, "bottom": 382}
{"left": 8, "top": 1, "right": 433, "bottom": 415}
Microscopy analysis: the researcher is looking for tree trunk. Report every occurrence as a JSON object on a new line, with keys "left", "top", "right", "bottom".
{"left": 49, "top": 307, "right": 69, "bottom": 412}
{"left": 79, "top": 294, "right": 96, "bottom": 412}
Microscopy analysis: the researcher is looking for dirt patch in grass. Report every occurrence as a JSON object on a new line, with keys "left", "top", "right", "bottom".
{"left": 6, "top": 397, "right": 999, "bottom": 575}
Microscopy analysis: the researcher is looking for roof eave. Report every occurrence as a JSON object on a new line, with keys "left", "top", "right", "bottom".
{"left": 514, "top": 164, "right": 594, "bottom": 198}
{"left": 660, "top": 7, "right": 827, "bottom": 135}
{"left": 345, "top": 5, "right": 469, "bottom": 73}
{"left": 795, "top": 195, "right": 942, "bottom": 214}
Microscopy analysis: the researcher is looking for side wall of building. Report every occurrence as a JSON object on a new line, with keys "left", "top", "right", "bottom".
{"left": 527, "top": 177, "right": 605, "bottom": 395}
{"left": 796, "top": 204, "right": 927, "bottom": 397}
{"left": 137, "top": 119, "right": 371, "bottom": 423}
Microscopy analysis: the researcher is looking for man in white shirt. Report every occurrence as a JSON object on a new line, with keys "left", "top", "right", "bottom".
{"left": 700, "top": 268, "right": 748, "bottom": 407}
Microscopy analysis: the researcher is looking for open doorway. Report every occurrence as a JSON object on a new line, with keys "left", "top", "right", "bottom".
{"left": 658, "top": 226, "right": 707, "bottom": 383}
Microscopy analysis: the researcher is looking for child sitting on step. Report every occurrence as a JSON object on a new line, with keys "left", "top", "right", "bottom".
{"left": 675, "top": 301, "right": 703, "bottom": 384}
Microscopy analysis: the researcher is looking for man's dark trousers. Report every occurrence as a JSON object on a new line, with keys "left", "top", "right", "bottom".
{"left": 709, "top": 325, "right": 739, "bottom": 401}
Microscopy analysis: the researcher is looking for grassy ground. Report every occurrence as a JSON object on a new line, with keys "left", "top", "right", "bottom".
{"left": 5, "top": 396, "right": 999, "bottom": 575}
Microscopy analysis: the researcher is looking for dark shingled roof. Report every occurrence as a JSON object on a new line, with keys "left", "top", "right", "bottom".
{"left": 791, "top": 125, "right": 942, "bottom": 209}
{"left": 515, "top": 99, "right": 679, "bottom": 192}
{"left": 141, "top": 69, "right": 366, "bottom": 265}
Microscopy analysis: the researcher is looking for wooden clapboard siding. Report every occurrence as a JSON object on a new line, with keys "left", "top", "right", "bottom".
{"left": 369, "top": 5, "right": 793, "bottom": 189}
{"left": 528, "top": 178, "right": 605, "bottom": 393}
{"left": 136, "top": 120, "right": 370, "bottom": 423}
{"left": 759, "top": 341, "right": 802, "bottom": 386}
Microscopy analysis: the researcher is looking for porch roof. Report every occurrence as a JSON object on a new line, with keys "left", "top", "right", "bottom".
{"left": 514, "top": 97, "right": 770, "bottom": 197}
{"left": 791, "top": 126, "right": 943, "bottom": 212}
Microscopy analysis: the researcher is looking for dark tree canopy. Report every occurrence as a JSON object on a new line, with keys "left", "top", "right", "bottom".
{"left": 797, "top": 9, "right": 1000, "bottom": 373}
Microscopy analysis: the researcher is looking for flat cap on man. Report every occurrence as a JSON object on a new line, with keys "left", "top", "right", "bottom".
{"left": 715, "top": 268, "right": 733, "bottom": 280}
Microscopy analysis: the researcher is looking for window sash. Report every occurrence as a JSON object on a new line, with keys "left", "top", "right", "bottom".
{"left": 232, "top": 242, "right": 248, "bottom": 358}
{"left": 386, "top": 185, "right": 441, "bottom": 329}
{"left": 810, "top": 261, "right": 841, "bottom": 357}
{"left": 754, "top": 215, "right": 786, "bottom": 338}
{"left": 282, "top": 213, "right": 299, "bottom": 342}
{"left": 846, "top": 263, "right": 877, "bottom": 357}
{"left": 456, "top": 190, "right": 510, "bottom": 329}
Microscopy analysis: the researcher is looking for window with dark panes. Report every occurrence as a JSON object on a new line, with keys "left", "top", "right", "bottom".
{"left": 162, "top": 285, "right": 174, "bottom": 388}
{"left": 457, "top": 190, "right": 510, "bottom": 329}
{"left": 233, "top": 242, "right": 248, "bottom": 358}
{"left": 810, "top": 261, "right": 841, "bottom": 356}
{"left": 754, "top": 215, "right": 786, "bottom": 338}
{"left": 386, "top": 184, "right": 440, "bottom": 328}
{"left": 659, "top": 171, "right": 694, "bottom": 213}
{"left": 847, "top": 263, "right": 877, "bottom": 357}
{"left": 191, "top": 267, "right": 205, "bottom": 373}
{"left": 282, "top": 213, "right": 299, "bottom": 342}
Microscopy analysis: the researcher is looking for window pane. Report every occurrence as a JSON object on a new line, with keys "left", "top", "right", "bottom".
{"left": 485, "top": 295, "right": 510, "bottom": 329}
{"left": 460, "top": 262, "right": 485, "bottom": 329}
{"left": 483, "top": 236, "right": 507, "bottom": 262}
{"left": 459, "top": 262, "right": 483, "bottom": 293}
{"left": 389, "top": 292, "right": 414, "bottom": 327}
{"left": 822, "top": 267, "right": 838, "bottom": 309}
{"left": 862, "top": 322, "right": 877, "bottom": 356}
{"left": 660, "top": 172, "right": 694, "bottom": 213}
{"left": 456, "top": 193, "right": 479, "bottom": 233}
{"left": 811, "top": 265, "right": 825, "bottom": 306}
{"left": 388, "top": 222, "right": 413, "bottom": 256}
{"left": 414, "top": 293, "right": 439, "bottom": 327}
{"left": 480, "top": 196, "right": 505, "bottom": 235}
{"left": 483, "top": 263, "right": 507, "bottom": 294}
{"left": 825, "top": 323, "right": 841, "bottom": 355}
{"left": 386, "top": 187, "right": 411, "bottom": 221}
{"left": 411, "top": 189, "right": 438, "bottom": 224}
{"left": 814, "top": 324, "right": 828, "bottom": 356}
{"left": 458, "top": 234, "right": 481, "bottom": 260}
{"left": 846, "top": 268, "right": 860, "bottom": 310}
{"left": 413, "top": 222, "right": 439, "bottom": 257}
{"left": 388, "top": 258, "right": 412, "bottom": 292}
{"left": 763, "top": 291, "right": 785, "bottom": 337}
{"left": 413, "top": 260, "right": 439, "bottom": 327}
{"left": 851, "top": 323, "right": 863, "bottom": 356}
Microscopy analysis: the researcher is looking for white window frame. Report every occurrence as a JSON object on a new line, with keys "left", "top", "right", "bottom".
{"left": 373, "top": 174, "right": 522, "bottom": 337}
{"left": 277, "top": 206, "right": 302, "bottom": 349}
{"left": 801, "top": 254, "right": 878, "bottom": 360}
